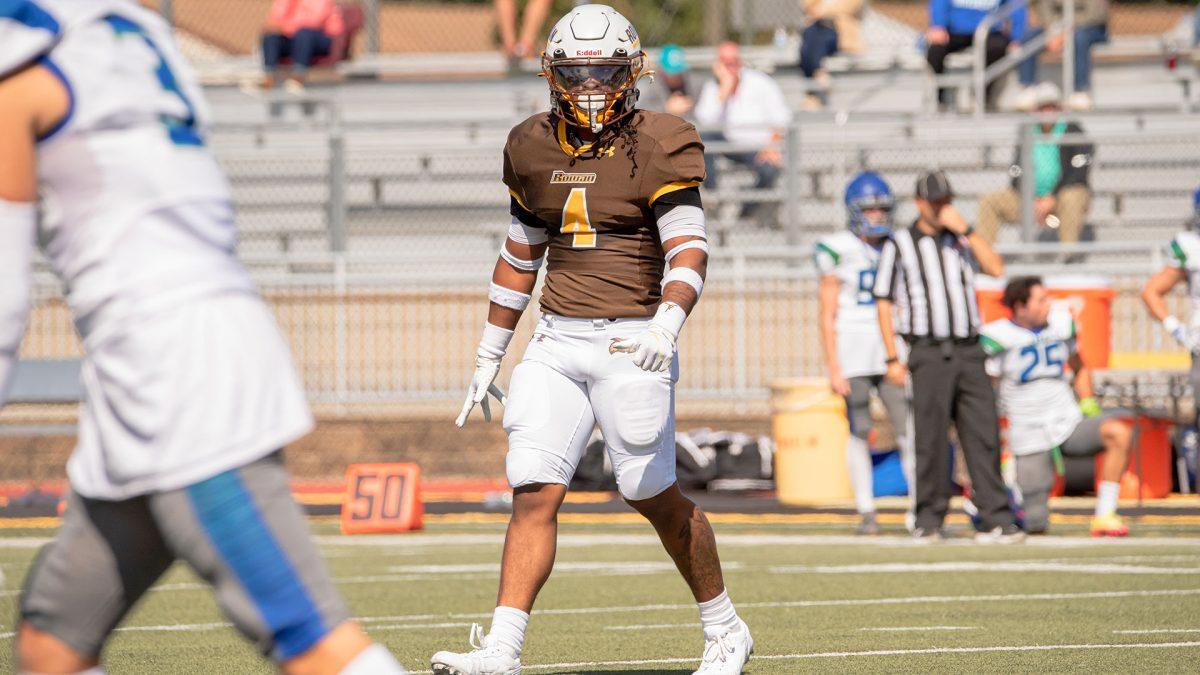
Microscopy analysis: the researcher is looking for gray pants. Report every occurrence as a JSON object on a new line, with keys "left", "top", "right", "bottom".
{"left": 20, "top": 452, "right": 349, "bottom": 662}
{"left": 846, "top": 375, "right": 910, "bottom": 442}
{"left": 1015, "top": 411, "right": 1129, "bottom": 532}
{"left": 908, "top": 341, "right": 1015, "bottom": 531}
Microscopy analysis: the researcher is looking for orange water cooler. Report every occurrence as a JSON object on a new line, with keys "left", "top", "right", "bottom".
{"left": 975, "top": 274, "right": 1115, "bottom": 368}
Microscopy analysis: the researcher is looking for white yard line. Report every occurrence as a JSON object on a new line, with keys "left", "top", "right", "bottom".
{"left": 353, "top": 587, "right": 1200, "bottom": 623}
{"left": 1108, "top": 624, "right": 1200, "bottom": 629}
{"left": 408, "top": 641, "right": 1200, "bottom": 673}
{"left": 3, "top": 532, "right": 1199, "bottom": 551}
{"left": 770, "top": 561, "right": 1200, "bottom": 575}
{"left": 860, "top": 626, "right": 978, "bottom": 631}
{"left": 365, "top": 622, "right": 472, "bottom": 631}
{"left": 311, "top": 533, "right": 1200, "bottom": 549}
{"left": 604, "top": 623, "right": 695, "bottom": 631}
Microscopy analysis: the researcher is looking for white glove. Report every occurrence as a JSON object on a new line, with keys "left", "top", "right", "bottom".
{"left": 1163, "top": 316, "right": 1198, "bottom": 353}
{"left": 455, "top": 323, "right": 513, "bottom": 427}
{"left": 610, "top": 302, "right": 687, "bottom": 373}
{"left": 455, "top": 356, "right": 507, "bottom": 427}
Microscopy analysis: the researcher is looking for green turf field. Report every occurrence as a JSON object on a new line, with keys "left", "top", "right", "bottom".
{"left": 3, "top": 518, "right": 1200, "bottom": 673}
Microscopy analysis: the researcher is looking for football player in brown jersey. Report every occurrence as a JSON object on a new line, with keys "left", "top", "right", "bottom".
{"left": 434, "top": 5, "right": 752, "bottom": 675}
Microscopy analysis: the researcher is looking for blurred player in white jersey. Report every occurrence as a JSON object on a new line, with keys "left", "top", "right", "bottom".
{"left": 981, "top": 277, "right": 1131, "bottom": 536}
{"left": 1143, "top": 187, "right": 1200, "bottom": 421}
{"left": 815, "top": 172, "right": 912, "bottom": 535}
{"left": 0, "top": 2, "right": 404, "bottom": 672}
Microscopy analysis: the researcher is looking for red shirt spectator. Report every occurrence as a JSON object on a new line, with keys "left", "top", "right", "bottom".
{"left": 268, "top": 0, "right": 345, "bottom": 38}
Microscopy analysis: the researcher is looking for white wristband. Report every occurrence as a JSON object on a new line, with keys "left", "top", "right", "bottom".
{"left": 477, "top": 322, "right": 515, "bottom": 360}
{"left": 651, "top": 301, "right": 688, "bottom": 339}
{"left": 1163, "top": 315, "right": 1182, "bottom": 334}
{"left": 663, "top": 266, "right": 704, "bottom": 298}
{"left": 488, "top": 282, "right": 531, "bottom": 311}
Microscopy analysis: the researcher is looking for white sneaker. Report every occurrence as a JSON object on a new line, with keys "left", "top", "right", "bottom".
{"left": 431, "top": 624, "right": 521, "bottom": 675}
{"left": 1067, "top": 91, "right": 1094, "bottom": 111}
{"left": 1013, "top": 86, "right": 1038, "bottom": 112}
{"left": 693, "top": 619, "right": 753, "bottom": 674}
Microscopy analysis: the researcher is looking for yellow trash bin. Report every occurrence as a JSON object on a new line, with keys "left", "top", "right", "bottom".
{"left": 770, "top": 378, "right": 853, "bottom": 505}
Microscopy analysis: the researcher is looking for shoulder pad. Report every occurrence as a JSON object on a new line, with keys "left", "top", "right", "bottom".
{"left": 0, "top": 1, "right": 62, "bottom": 80}
{"left": 1048, "top": 308, "right": 1076, "bottom": 341}
{"left": 980, "top": 319, "right": 1019, "bottom": 355}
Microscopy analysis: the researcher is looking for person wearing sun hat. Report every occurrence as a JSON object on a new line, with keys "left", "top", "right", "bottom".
{"left": 639, "top": 43, "right": 697, "bottom": 119}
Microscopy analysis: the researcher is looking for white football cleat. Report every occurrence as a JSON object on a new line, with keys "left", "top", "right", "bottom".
{"left": 431, "top": 624, "right": 522, "bottom": 675}
{"left": 693, "top": 619, "right": 753, "bottom": 674}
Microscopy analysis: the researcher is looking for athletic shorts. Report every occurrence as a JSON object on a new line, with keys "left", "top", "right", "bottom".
{"left": 845, "top": 375, "right": 910, "bottom": 442}
{"left": 20, "top": 452, "right": 348, "bottom": 662}
{"left": 503, "top": 314, "right": 677, "bottom": 502}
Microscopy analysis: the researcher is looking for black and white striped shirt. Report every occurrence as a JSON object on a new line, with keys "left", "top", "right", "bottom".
{"left": 872, "top": 225, "right": 982, "bottom": 340}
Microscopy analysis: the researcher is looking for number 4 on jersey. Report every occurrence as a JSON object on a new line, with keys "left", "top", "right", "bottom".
{"left": 561, "top": 187, "right": 597, "bottom": 249}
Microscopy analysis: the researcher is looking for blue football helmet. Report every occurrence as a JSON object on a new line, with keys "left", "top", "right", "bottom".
{"left": 1193, "top": 187, "right": 1200, "bottom": 229}
{"left": 845, "top": 171, "right": 895, "bottom": 239}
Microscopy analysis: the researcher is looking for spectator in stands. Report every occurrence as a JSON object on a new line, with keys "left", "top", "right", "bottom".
{"left": 799, "top": 0, "right": 866, "bottom": 110}
{"left": 925, "top": 0, "right": 1027, "bottom": 111}
{"left": 976, "top": 83, "right": 1094, "bottom": 245}
{"left": 1015, "top": 0, "right": 1109, "bottom": 112}
{"left": 261, "top": 0, "right": 345, "bottom": 92}
{"left": 495, "top": 0, "right": 554, "bottom": 66}
{"left": 638, "top": 44, "right": 696, "bottom": 119}
{"left": 695, "top": 42, "right": 790, "bottom": 217}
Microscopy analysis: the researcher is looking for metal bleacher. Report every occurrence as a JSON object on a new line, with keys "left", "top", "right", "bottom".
{"left": 202, "top": 52, "right": 1199, "bottom": 265}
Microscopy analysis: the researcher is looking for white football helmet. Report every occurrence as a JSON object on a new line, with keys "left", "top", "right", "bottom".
{"left": 541, "top": 4, "right": 647, "bottom": 133}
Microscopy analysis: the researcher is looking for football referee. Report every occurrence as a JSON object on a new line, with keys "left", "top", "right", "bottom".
{"left": 872, "top": 171, "right": 1024, "bottom": 543}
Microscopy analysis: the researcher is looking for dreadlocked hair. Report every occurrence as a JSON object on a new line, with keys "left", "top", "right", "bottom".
{"left": 592, "top": 116, "right": 639, "bottom": 178}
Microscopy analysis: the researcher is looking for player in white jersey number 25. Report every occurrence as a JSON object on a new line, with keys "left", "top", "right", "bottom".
{"left": 0, "top": 2, "right": 404, "bottom": 672}
{"left": 815, "top": 172, "right": 913, "bottom": 535}
{"left": 981, "top": 277, "right": 1131, "bottom": 537}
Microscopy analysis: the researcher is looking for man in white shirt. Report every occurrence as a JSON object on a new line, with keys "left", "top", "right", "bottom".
{"left": 693, "top": 41, "right": 790, "bottom": 216}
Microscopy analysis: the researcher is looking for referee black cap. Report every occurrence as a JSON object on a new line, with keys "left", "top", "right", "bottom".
{"left": 915, "top": 170, "right": 954, "bottom": 202}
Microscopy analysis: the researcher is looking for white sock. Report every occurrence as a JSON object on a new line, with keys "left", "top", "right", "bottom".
{"left": 1096, "top": 481, "right": 1121, "bottom": 517}
{"left": 846, "top": 435, "right": 875, "bottom": 514}
{"left": 488, "top": 606, "right": 529, "bottom": 659}
{"left": 698, "top": 588, "right": 741, "bottom": 638}
{"left": 897, "top": 435, "right": 915, "bottom": 491}
{"left": 339, "top": 643, "right": 406, "bottom": 674}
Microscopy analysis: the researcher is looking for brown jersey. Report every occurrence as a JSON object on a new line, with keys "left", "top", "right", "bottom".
{"left": 502, "top": 110, "right": 705, "bottom": 318}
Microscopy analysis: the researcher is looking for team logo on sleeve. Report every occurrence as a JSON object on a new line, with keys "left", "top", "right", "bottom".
{"left": 550, "top": 170, "right": 598, "bottom": 184}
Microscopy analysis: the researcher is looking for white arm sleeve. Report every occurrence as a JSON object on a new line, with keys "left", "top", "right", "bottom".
{"left": 507, "top": 216, "right": 549, "bottom": 246}
{"left": 0, "top": 201, "right": 36, "bottom": 408}
{"left": 656, "top": 205, "right": 707, "bottom": 243}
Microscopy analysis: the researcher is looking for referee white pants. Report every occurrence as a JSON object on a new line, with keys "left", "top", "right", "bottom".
{"left": 502, "top": 314, "right": 679, "bottom": 501}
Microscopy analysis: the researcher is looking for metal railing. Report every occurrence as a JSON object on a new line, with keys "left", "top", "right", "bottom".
{"left": 22, "top": 240, "right": 1188, "bottom": 412}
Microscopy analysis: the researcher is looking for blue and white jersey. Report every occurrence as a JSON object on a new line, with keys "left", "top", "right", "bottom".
{"left": 981, "top": 309, "right": 1080, "bottom": 455}
{"left": 4, "top": 1, "right": 312, "bottom": 501}
{"left": 4, "top": 0, "right": 253, "bottom": 344}
{"left": 814, "top": 230, "right": 891, "bottom": 377}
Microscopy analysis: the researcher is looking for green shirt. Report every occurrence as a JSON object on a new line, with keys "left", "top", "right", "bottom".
{"left": 1032, "top": 120, "right": 1068, "bottom": 197}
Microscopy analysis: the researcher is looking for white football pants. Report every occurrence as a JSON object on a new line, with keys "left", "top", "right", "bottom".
{"left": 503, "top": 313, "right": 679, "bottom": 501}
